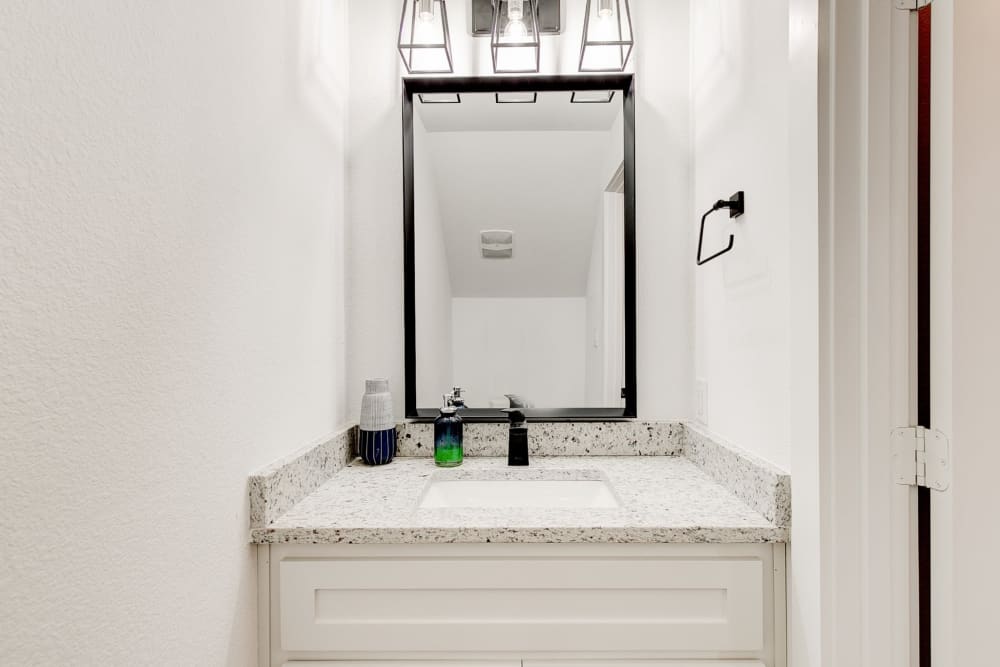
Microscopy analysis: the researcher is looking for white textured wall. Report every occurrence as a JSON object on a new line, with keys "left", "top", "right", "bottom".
{"left": 347, "top": 0, "right": 692, "bottom": 420}
{"left": 633, "top": 0, "right": 694, "bottom": 420}
{"left": 345, "top": 0, "right": 407, "bottom": 415}
{"left": 691, "top": 0, "right": 794, "bottom": 471}
{"left": 0, "top": 1, "right": 351, "bottom": 664}
{"left": 451, "top": 298, "right": 587, "bottom": 408}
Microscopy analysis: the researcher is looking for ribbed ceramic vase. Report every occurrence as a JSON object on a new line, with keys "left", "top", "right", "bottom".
{"left": 359, "top": 378, "right": 396, "bottom": 466}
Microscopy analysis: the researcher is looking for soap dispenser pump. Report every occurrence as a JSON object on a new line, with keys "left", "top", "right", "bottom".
{"left": 503, "top": 408, "right": 529, "bottom": 466}
{"left": 434, "top": 393, "right": 463, "bottom": 467}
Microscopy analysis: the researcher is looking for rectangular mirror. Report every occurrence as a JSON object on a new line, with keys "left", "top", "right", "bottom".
{"left": 404, "top": 76, "right": 636, "bottom": 420}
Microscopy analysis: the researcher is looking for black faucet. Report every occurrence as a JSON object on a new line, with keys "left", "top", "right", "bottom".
{"left": 503, "top": 408, "right": 529, "bottom": 466}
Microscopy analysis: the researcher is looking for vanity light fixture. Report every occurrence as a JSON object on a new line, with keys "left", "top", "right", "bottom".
{"left": 472, "top": 0, "right": 560, "bottom": 35}
{"left": 579, "top": 0, "right": 634, "bottom": 72}
{"left": 491, "top": 0, "right": 541, "bottom": 74}
{"left": 398, "top": 0, "right": 454, "bottom": 74}
{"left": 495, "top": 91, "right": 538, "bottom": 103}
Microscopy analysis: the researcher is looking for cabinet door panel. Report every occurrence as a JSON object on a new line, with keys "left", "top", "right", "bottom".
{"left": 279, "top": 555, "right": 765, "bottom": 653}
{"left": 524, "top": 662, "right": 765, "bottom": 667}
{"left": 285, "top": 663, "right": 519, "bottom": 667}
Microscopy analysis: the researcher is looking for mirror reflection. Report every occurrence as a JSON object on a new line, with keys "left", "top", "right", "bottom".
{"left": 414, "top": 91, "right": 626, "bottom": 410}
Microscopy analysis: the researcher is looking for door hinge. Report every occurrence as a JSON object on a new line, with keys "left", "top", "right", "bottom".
{"left": 892, "top": 426, "right": 950, "bottom": 491}
{"left": 894, "top": 0, "right": 931, "bottom": 10}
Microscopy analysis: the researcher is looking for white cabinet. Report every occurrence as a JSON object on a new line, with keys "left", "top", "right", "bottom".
{"left": 525, "top": 663, "right": 764, "bottom": 667}
{"left": 284, "top": 663, "right": 519, "bottom": 667}
{"left": 263, "top": 544, "right": 785, "bottom": 667}
{"left": 285, "top": 663, "right": 762, "bottom": 667}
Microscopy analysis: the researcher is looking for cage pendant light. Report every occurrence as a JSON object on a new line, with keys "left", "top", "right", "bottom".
{"left": 398, "top": 0, "right": 454, "bottom": 74}
{"left": 579, "top": 0, "right": 634, "bottom": 72}
{"left": 491, "top": 0, "right": 541, "bottom": 74}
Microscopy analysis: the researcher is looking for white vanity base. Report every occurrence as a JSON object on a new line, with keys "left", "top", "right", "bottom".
{"left": 286, "top": 663, "right": 765, "bottom": 667}
{"left": 259, "top": 543, "right": 786, "bottom": 667}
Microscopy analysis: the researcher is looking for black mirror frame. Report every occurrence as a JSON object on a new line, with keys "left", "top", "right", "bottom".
{"left": 403, "top": 74, "right": 637, "bottom": 422}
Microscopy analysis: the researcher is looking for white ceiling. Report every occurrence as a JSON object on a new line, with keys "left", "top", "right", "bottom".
{"left": 418, "top": 119, "right": 623, "bottom": 298}
{"left": 415, "top": 92, "right": 624, "bottom": 299}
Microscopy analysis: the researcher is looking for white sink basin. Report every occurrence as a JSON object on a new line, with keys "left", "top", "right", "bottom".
{"left": 419, "top": 478, "right": 619, "bottom": 509}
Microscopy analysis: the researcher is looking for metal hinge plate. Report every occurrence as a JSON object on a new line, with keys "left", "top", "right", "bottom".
{"left": 895, "top": 0, "right": 931, "bottom": 10}
{"left": 892, "top": 426, "right": 950, "bottom": 491}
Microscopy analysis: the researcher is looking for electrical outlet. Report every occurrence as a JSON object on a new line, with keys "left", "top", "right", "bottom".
{"left": 694, "top": 379, "right": 708, "bottom": 424}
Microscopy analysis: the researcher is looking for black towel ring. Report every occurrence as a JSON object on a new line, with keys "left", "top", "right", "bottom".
{"left": 697, "top": 191, "right": 745, "bottom": 266}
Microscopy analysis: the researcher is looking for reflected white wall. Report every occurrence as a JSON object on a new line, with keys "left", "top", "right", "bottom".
{"left": 585, "top": 208, "right": 606, "bottom": 406}
{"left": 452, "top": 297, "right": 586, "bottom": 408}
{"left": 414, "top": 112, "right": 454, "bottom": 406}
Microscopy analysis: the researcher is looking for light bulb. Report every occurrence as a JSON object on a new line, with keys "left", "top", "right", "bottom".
{"left": 508, "top": 0, "right": 524, "bottom": 21}
{"left": 503, "top": 18, "right": 528, "bottom": 40}
{"left": 598, "top": 0, "right": 614, "bottom": 19}
{"left": 418, "top": 0, "right": 435, "bottom": 22}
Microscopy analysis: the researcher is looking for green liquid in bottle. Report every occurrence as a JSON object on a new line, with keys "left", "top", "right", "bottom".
{"left": 434, "top": 411, "right": 463, "bottom": 467}
{"left": 435, "top": 437, "right": 463, "bottom": 467}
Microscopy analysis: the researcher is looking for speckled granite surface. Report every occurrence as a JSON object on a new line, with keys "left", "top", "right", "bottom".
{"left": 251, "top": 456, "right": 787, "bottom": 545}
{"left": 683, "top": 423, "right": 791, "bottom": 527}
{"left": 248, "top": 425, "right": 355, "bottom": 529}
{"left": 396, "top": 421, "right": 685, "bottom": 457}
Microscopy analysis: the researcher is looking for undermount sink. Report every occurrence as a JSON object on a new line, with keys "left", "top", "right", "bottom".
{"left": 419, "top": 477, "right": 620, "bottom": 509}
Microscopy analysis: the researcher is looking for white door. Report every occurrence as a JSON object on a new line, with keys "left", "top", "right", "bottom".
{"left": 929, "top": 2, "right": 1000, "bottom": 666}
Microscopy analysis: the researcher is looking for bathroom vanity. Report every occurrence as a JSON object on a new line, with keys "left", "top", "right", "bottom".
{"left": 250, "top": 423, "right": 789, "bottom": 667}
{"left": 249, "top": 73, "right": 788, "bottom": 667}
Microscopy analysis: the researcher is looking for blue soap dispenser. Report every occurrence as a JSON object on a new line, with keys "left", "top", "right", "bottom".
{"left": 434, "top": 393, "right": 463, "bottom": 467}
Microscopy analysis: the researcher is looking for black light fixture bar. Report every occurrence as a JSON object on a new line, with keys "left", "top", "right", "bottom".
{"left": 404, "top": 74, "right": 632, "bottom": 94}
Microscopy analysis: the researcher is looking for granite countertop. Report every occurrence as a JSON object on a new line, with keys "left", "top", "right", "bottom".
{"left": 251, "top": 455, "right": 788, "bottom": 545}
